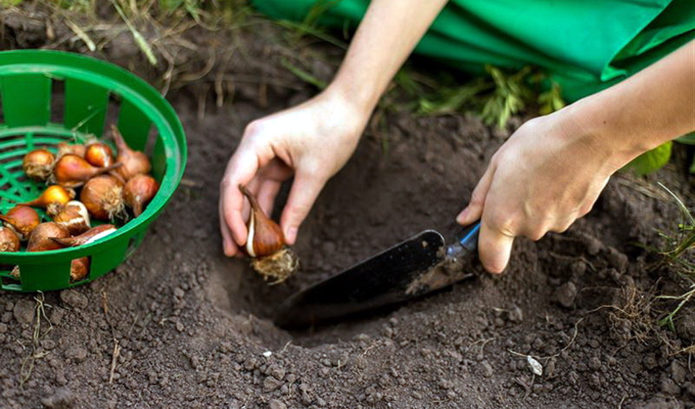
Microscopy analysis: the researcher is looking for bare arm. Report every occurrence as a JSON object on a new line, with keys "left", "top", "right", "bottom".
{"left": 458, "top": 40, "right": 695, "bottom": 273}
{"left": 575, "top": 40, "right": 695, "bottom": 162}
{"left": 220, "top": 0, "right": 448, "bottom": 256}
{"left": 328, "top": 0, "right": 449, "bottom": 115}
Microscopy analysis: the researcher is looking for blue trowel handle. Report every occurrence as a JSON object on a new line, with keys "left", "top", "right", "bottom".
{"left": 446, "top": 221, "right": 480, "bottom": 259}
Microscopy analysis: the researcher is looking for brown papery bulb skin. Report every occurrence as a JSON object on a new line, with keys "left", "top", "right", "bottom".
{"left": 27, "top": 222, "right": 69, "bottom": 252}
{"left": 0, "top": 226, "right": 20, "bottom": 252}
{"left": 0, "top": 205, "right": 40, "bottom": 241}
{"left": 70, "top": 257, "right": 90, "bottom": 281}
{"left": 57, "top": 143, "right": 86, "bottom": 158}
{"left": 85, "top": 142, "right": 115, "bottom": 167}
{"left": 124, "top": 174, "right": 159, "bottom": 217}
{"left": 80, "top": 175, "right": 125, "bottom": 221}
{"left": 51, "top": 224, "right": 116, "bottom": 247}
{"left": 20, "top": 185, "right": 74, "bottom": 209}
{"left": 23, "top": 148, "right": 55, "bottom": 181}
{"left": 52, "top": 201, "right": 91, "bottom": 235}
{"left": 239, "top": 185, "right": 285, "bottom": 258}
{"left": 111, "top": 125, "right": 151, "bottom": 180}
{"left": 52, "top": 154, "right": 122, "bottom": 188}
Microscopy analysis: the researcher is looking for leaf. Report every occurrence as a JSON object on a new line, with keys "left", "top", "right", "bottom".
{"left": 538, "top": 82, "right": 565, "bottom": 115}
{"left": 113, "top": 0, "right": 158, "bottom": 66}
{"left": 280, "top": 58, "right": 327, "bottom": 89}
{"left": 159, "top": 0, "right": 184, "bottom": 11}
{"left": 625, "top": 141, "right": 673, "bottom": 175}
{"left": 676, "top": 131, "right": 695, "bottom": 145}
{"left": 66, "top": 21, "right": 96, "bottom": 52}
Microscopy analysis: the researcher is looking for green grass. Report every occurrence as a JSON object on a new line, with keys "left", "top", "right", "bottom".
{"left": 653, "top": 183, "right": 695, "bottom": 331}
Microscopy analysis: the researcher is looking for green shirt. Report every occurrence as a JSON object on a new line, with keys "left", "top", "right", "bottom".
{"left": 252, "top": 0, "right": 694, "bottom": 101}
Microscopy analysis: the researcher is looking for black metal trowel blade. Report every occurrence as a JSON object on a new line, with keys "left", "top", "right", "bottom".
{"left": 274, "top": 230, "right": 446, "bottom": 328}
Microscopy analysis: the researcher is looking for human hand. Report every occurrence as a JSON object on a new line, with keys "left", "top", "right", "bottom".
{"left": 219, "top": 89, "right": 369, "bottom": 257}
{"left": 456, "top": 107, "right": 631, "bottom": 273}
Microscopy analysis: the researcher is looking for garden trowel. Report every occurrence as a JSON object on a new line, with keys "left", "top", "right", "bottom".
{"left": 274, "top": 222, "right": 481, "bottom": 328}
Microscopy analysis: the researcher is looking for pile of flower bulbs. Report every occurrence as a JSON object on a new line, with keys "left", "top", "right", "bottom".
{"left": 0, "top": 125, "right": 158, "bottom": 282}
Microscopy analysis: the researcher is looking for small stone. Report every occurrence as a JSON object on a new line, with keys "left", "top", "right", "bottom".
{"left": 13, "top": 299, "right": 35, "bottom": 324}
{"left": 439, "top": 379, "right": 453, "bottom": 390}
{"left": 262, "top": 351, "right": 272, "bottom": 358}
{"left": 0, "top": 323, "right": 8, "bottom": 333}
{"left": 588, "top": 357, "right": 601, "bottom": 371}
{"left": 480, "top": 360, "right": 493, "bottom": 378}
{"left": 41, "top": 387, "right": 75, "bottom": 408}
{"left": 269, "top": 400, "right": 287, "bottom": 409}
{"left": 65, "top": 346, "right": 87, "bottom": 361}
{"left": 676, "top": 309, "right": 695, "bottom": 342}
{"left": 545, "top": 358, "right": 556, "bottom": 378}
{"left": 585, "top": 236, "right": 602, "bottom": 255}
{"left": 607, "top": 248, "right": 628, "bottom": 272}
{"left": 51, "top": 308, "right": 65, "bottom": 325}
{"left": 670, "top": 360, "right": 686, "bottom": 384}
{"left": 268, "top": 365, "right": 285, "bottom": 381}
{"left": 554, "top": 282, "right": 577, "bottom": 308}
{"left": 569, "top": 260, "right": 587, "bottom": 277}
{"left": 508, "top": 305, "right": 523, "bottom": 323}
{"left": 42, "top": 339, "right": 56, "bottom": 350}
{"left": 683, "top": 382, "right": 695, "bottom": 397}
{"left": 661, "top": 377, "right": 681, "bottom": 396}
{"left": 263, "top": 376, "right": 283, "bottom": 392}
{"left": 60, "top": 290, "right": 88, "bottom": 309}
{"left": 527, "top": 356, "right": 543, "bottom": 376}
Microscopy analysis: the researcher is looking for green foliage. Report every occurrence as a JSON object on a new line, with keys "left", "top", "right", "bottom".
{"left": 160, "top": 0, "right": 201, "bottom": 21}
{"left": 112, "top": 0, "right": 157, "bottom": 65}
{"left": 417, "top": 78, "right": 488, "bottom": 116}
{"left": 625, "top": 141, "right": 673, "bottom": 176}
{"left": 480, "top": 65, "right": 533, "bottom": 128}
{"left": 677, "top": 132, "right": 695, "bottom": 145}
{"left": 414, "top": 65, "right": 565, "bottom": 129}
{"left": 280, "top": 58, "right": 327, "bottom": 89}
{"left": 676, "top": 132, "right": 695, "bottom": 174}
{"left": 654, "top": 183, "right": 695, "bottom": 330}
{"left": 538, "top": 82, "right": 565, "bottom": 115}
{"left": 0, "top": 0, "right": 23, "bottom": 7}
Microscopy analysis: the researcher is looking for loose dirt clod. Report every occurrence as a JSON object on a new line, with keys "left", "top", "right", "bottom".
{"left": 59, "top": 290, "right": 88, "bottom": 310}
{"left": 40, "top": 387, "right": 75, "bottom": 409}
{"left": 13, "top": 299, "right": 35, "bottom": 325}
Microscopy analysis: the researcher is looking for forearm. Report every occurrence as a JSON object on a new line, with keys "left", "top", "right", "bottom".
{"left": 571, "top": 40, "right": 695, "bottom": 165}
{"left": 325, "top": 0, "right": 448, "bottom": 115}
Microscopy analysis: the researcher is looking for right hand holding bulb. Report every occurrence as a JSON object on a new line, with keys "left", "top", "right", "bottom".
{"left": 219, "top": 89, "right": 369, "bottom": 257}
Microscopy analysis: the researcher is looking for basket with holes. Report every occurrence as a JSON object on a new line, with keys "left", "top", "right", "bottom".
{"left": 0, "top": 50, "right": 186, "bottom": 292}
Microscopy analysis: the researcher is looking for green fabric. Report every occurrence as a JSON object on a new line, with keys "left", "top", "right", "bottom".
{"left": 252, "top": 0, "right": 694, "bottom": 101}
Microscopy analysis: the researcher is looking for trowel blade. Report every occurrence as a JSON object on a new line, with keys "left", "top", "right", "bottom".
{"left": 274, "top": 230, "right": 448, "bottom": 328}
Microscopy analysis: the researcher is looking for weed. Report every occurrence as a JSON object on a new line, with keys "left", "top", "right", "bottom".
{"left": 413, "top": 65, "right": 564, "bottom": 129}
{"left": 652, "top": 183, "right": 695, "bottom": 331}
{"left": 280, "top": 58, "right": 327, "bottom": 90}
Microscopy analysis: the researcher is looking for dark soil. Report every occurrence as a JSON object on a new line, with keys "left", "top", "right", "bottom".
{"left": 0, "top": 4, "right": 694, "bottom": 409}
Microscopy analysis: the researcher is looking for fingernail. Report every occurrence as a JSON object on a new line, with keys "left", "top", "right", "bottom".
{"left": 456, "top": 208, "right": 469, "bottom": 224}
{"left": 285, "top": 227, "right": 297, "bottom": 244}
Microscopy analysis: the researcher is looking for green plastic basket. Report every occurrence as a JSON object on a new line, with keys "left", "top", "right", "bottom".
{"left": 0, "top": 50, "right": 187, "bottom": 292}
